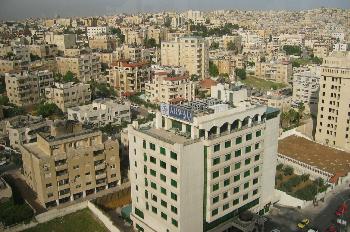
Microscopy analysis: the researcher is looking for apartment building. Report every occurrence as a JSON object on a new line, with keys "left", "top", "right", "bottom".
{"left": 45, "top": 82, "right": 91, "bottom": 112}
{"left": 128, "top": 99, "right": 280, "bottom": 232}
{"left": 5, "top": 70, "right": 54, "bottom": 107}
{"left": 45, "top": 32, "right": 77, "bottom": 51}
{"left": 0, "top": 59, "right": 21, "bottom": 74}
{"left": 255, "top": 61, "right": 292, "bottom": 84}
{"left": 145, "top": 71, "right": 195, "bottom": 104}
{"left": 211, "top": 55, "right": 244, "bottom": 76}
{"left": 161, "top": 37, "right": 209, "bottom": 79}
{"left": 315, "top": 52, "right": 350, "bottom": 151}
{"left": 292, "top": 68, "right": 320, "bottom": 115}
{"left": 211, "top": 83, "right": 248, "bottom": 105}
{"left": 5, "top": 115, "right": 52, "bottom": 149}
{"left": 56, "top": 54, "right": 101, "bottom": 82}
{"left": 107, "top": 60, "right": 151, "bottom": 94}
{"left": 20, "top": 121, "right": 121, "bottom": 208}
{"left": 67, "top": 98, "right": 131, "bottom": 125}
{"left": 88, "top": 35, "right": 118, "bottom": 51}
{"left": 28, "top": 44, "right": 58, "bottom": 58}
{"left": 250, "top": 94, "right": 292, "bottom": 112}
{"left": 313, "top": 42, "right": 329, "bottom": 59}
{"left": 333, "top": 43, "right": 348, "bottom": 52}
{"left": 87, "top": 26, "right": 110, "bottom": 38}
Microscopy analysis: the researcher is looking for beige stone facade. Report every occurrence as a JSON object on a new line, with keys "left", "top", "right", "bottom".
{"left": 20, "top": 122, "right": 121, "bottom": 208}
{"left": 255, "top": 61, "right": 292, "bottom": 84}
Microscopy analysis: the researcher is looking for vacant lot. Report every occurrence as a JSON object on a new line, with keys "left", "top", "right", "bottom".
{"left": 24, "top": 208, "right": 108, "bottom": 232}
{"left": 242, "top": 76, "right": 287, "bottom": 90}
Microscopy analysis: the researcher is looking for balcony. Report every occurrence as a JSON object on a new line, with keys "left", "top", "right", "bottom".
{"left": 95, "top": 163, "right": 106, "bottom": 171}
{"left": 55, "top": 163, "right": 68, "bottom": 171}
{"left": 95, "top": 173, "right": 107, "bottom": 180}
{"left": 57, "top": 183, "right": 70, "bottom": 191}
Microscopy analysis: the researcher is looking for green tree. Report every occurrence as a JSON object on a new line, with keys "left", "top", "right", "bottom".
{"left": 190, "top": 74, "right": 199, "bottom": 81}
{"left": 209, "top": 42, "right": 219, "bottom": 50}
{"left": 0, "top": 96, "right": 9, "bottom": 106}
{"left": 36, "top": 102, "right": 63, "bottom": 118}
{"left": 277, "top": 164, "right": 284, "bottom": 171}
{"left": 235, "top": 68, "right": 246, "bottom": 80}
{"left": 110, "top": 27, "right": 125, "bottom": 43}
{"left": 145, "top": 38, "right": 157, "bottom": 48}
{"left": 62, "top": 71, "right": 76, "bottom": 83}
{"left": 283, "top": 166, "right": 294, "bottom": 176}
{"left": 30, "top": 53, "right": 41, "bottom": 62}
{"left": 209, "top": 61, "right": 219, "bottom": 77}
{"left": 283, "top": 45, "right": 302, "bottom": 56}
{"left": 227, "top": 41, "right": 237, "bottom": 53}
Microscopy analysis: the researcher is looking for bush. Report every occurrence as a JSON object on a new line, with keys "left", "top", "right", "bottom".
{"left": 300, "top": 174, "right": 310, "bottom": 182}
{"left": 0, "top": 199, "right": 34, "bottom": 226}
{"left": 294, "top": 184, "right": 318, "bottom": 201}
{"left": 276, "top": 164, "right": 284, "bottom": 171}
{"left": 235, "top": 68, "right": 246, "bottom": 80}
{"left": 36, "top": 102, "right": 63, "bottom": 118}
{"left": 283, "top": 166, "right": 294, "bottom": 176}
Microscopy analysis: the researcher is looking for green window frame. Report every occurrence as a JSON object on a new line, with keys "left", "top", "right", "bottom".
{"left": 160, "top": 147, "right": 166, "bottom": 155}
{"left": 160, "top": 174, "right": 166, "bottom": 182}
{"left": 150, "top": 169, "right": 156, "bottom": 177}
{"left": 255, "top": 155, "right": 260, "bottom": 161}
{"left": 254, "top": 166, "right": 260, "bottom": 173}
{"left": 171, "top": 179, "right": 177, "bottom": 188}
{"left": 211, "top": 208, "right": 218, "bottom": 216}
{"left": 171, "top": 192, "right": 177, "bottom": 201}
{"left": 161, "top": 212, "right": 167, "bottom": 220}
{"left": 234, "top": 174, "right": 240, "bottom": 182}
{"left": 253, "top": 178, "right": 258, "bottom": 185}
{"left": 143, "top": 153, "right": 147, "bottom": 161}
{"left": 235, "top": 162, "right": 241, "bottom": 170}
{"left": 152, "top": 206, "right": 157, "bottom": 214}
{"left": 244, "top": 170, "right": 250, "bottom": 177}
{"left": 255, "top": 143, "right": 260, "bottom": 150}
{"left": 171, "top": 166, "right": 177, "bottom": 174}
{"left": 213, "top": 196, "right": 219, "bottom": 204}
{"left": 170, "top": 151, "right": 177, "bottom": 160}
{"left": 212, "top": 171, "right": 219, "bottom": 179}
{"left": 224, "top": 166, "right": 230, "bottom": 174}
{"left": 160, "top": 160, "right": 166, "bottom": 169}
{"left": 244, "top": 182, "right": 249, "bottom": 189}
{"left": 150, "top": 156, "right": 156, "bottom": 164}
{"left": 150, "top": 143, "right": 156, "bottom": 150}
{"left": 246, "top": 133, "right": 252, "bottom": 141}
{"left": 172, "top": 219, "right": 178, "bottom": 227}
{"left": 214, "top": 144, "right": 221, "bottom": 152}
{"left": 243, "top": 194, "right": 248, "bottom": 200}
{"left": 233, "top": 187, "right": 239, "bottom": 193}
{"left": 213, "top": 183, "right": 219, "bottom": 191}
{"left": 245, "top": 146, "right": 252, "bottom": 153}
{"left": 236, "top": 137, "right": 242, "bottom": 144}
{"left": 161, "top": 187, "right": 167, "bottom": 195}
{"left": 144, "top": 178, "right": 148, "bottom": 186}
{"left": 151, "top": 182, "right": 157, "bottom": 190}
{"left": 152, "top": 194, "right": 157, "bottom": 202}
{"left": 143, "top": 140, "right": 146, "bottom": 149}
{"left": 144, "top": 165, "right": 147, "bottom": 174}
{"left": 253, "top": 189, "right": 258, "bottom": 195}
{"left": 225, "top": 140, "right": 231, "bottom": 148}
{"left": 225, "top": 153, "right": 231, "bottom": 161}
{"left": 135, "top": 207, "right": 144, "bottom": 219}
{"left": 245, "top": 158, "right": 251, "bottom": 165}
{"left": 233, "top": 199, "right": 239, "bottom": 205}
{"left": 256, "top": 130, "right": 261, "bottom": 137}
{"left": 223, "top": 203, "right": 229, "bottom": 210}
{"left": 161, "top": 200, "right": 167, "bottom": 207}
{"left": 171, "top": 205, "right": 178, "bottom": 214}
{"left": 145, "top": 190, "right": 148, "bottom": 198}
{"left": 235, "top": 149, "right": 241, "bottom": 157}
{"left": 213, "top": 157, "right": 220, "bottom": 165}
{"left": 224, "top": 178, "right": 230, "bottom": 186}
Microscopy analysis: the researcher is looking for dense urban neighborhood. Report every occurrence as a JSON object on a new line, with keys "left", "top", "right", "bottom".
{"left": 0, "top": 5, "right": 349, "bottom": 232}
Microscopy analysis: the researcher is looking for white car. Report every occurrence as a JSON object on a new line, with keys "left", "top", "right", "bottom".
{"left": 270, "top": 229, "right": 280, "bottom": 232}
{"left": 337, "top": 218, "right": 347, "bottom": 225}
{"left": 307, "top": 229, "right": 319, "bottom": 232}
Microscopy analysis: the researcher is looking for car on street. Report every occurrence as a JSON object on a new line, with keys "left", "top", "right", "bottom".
{"left": 335, "top": 203, "right": 348, "bottom": 216}
{"left": 336, "top": 218, "right": 347, "bottom": 225}
{"left": 297, "top": 218, "right": 310, "bottom": 229}
{"left": 307, "top": 229, "right": 318, "bottom": 232}
{"left": 270, "top": 229, "right": 280, "bottom": 232}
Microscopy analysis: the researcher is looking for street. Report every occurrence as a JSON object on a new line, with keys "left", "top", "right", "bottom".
{"left": 265, "top": 189, "right": 350, "bottom": 232}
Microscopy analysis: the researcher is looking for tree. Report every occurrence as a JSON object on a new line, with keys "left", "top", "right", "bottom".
{"left": 30, "top": 53, "right": 41, "bottom": 62}
{"left": 209, "top": 42, "right": 219, "bottom": 50}
{"left": 283, "top": 45, "right": 302, "bottom": 56}
{"left": 298, "top": 102, "right": 305, "bottom": 118}
{"left": 209, "top": 61, "right": 219, "bottom": 77}
{"left": 0, "top": 96, "right": 9, "bottom": 106}
{"left": 63, "top": 71, "right": 75, "bottom": 83}
{"left": 145, "top": 38, "right": 157, "bottom": 48}
{"left": 235, "top": 68, "right": 246, "bottom": 80}
{"left": 190, "top": 74, "right": 199, "bottom": 81}
{"left": 110, "top": 27, "right": 125, "bottom": 43}
{"left": 36, "top": 102, "right": 63, "bottom": 118}
{"left": 283, "top": 166, "right": 294, "bottom": 176}
{"left": 277, "top": 164, "right": 284, "bottom": 171}
{"left": 227, "top": 41, "right": 238, "bottom": 53}
{"left": 164, "top": 17, "right": 172, "bottom": 28}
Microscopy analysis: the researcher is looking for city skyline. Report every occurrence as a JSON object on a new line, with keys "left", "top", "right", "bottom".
{"left": 1, "top": 0, "right": 350, "bottom": 20}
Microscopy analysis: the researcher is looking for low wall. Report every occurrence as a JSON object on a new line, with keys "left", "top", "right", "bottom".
{"left": 87, "top": 201, "right": 120, "bottom": 232}
{"left": 275, "top": 189, "right": 312, "bottom": 208}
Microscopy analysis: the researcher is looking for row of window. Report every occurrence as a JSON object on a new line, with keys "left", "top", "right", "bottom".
{"left": 145, "top": 154, "right": 178, "bottom": 175}
{"left": 213, "top": 130, "right": 262, "bottom": 153}
{"left": 212, "top": 144, "right": 261, "bottom": 166}
{"left": 145, "top": 202, "right": 178, "bottom": 227}
{"left": 142, "top": 140, "right": 178, "bottom": 160}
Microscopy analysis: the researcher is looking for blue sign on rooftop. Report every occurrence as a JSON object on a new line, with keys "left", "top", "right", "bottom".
{"left": 160, "top": 103, "right": 193, "bottom": 122}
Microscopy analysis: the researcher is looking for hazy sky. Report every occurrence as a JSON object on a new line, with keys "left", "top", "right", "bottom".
{"left": 1, "top": 0, "right": 349, "bottom": 20}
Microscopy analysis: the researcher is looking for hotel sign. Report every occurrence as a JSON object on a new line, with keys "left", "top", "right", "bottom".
{"left": 160, "top": 103, "right": 193, "bottom": 122}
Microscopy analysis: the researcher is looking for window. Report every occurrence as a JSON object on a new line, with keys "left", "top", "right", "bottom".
{"left": 171, "top": 179, "right": 177, "bottom": 188}
{"left": 254, "top": 155, "right": 260, "bottom": 161}
{"left": 235, "top": 162, "right": 241, "bottom": 170}
{"left": 145, "top": 190, "right": 148, "bottom": 199}
{"left": 213, "top": 183, "right": 219, "bottom": 191}
{"left": 143, "top": 140, "right": 146, "bottom": 148}
{"left": 46, "top": 183, "right": 52, "bottom": 188}
{"left": 151, "top": 182, "right": 157, "bottom": 190}
{"left": 213, "top": 157, "right": 220, "bottom": 165}
{"left": 171, "top": 166, "right": 177, "bottom": 174}
{"left": 245, "top": 146, "right": 252, "bottom": 153}
{"left": 160, "top": 161, "right": 166, "bottom": 169}
{"left": 150, "top": 169, "right": 156, "bottom": 177}
{"left": 253, "top": 178, "right": 258, "bottom": 185}
{"left": 212, "top": 171, "right": 219, "bottom": 179}
{"left": 236, "top": 137, "right": 242, "bottom": 144}
{"left": 224, "top": 179, "right": 230, "bottom": 186}
{"left": 244, "top": 170, "right": 250, "bottom": 177}
{"left": 225, "top": 140, "right": 231, "bottom": 148}
{"left": 233, "top": 199, "right": 239, "bottom": 205}
{"left": 246, "top": 133, "right": 252, "bottom": 141}
{"left": 144, "top": 166, "right": 147, "bottom": 174}
{"left": 150, "top": 143, "right": 156, "bottom": 150}
{"left": 160, "top": 147, "right": 166, "bottom": 155}
{"left": 161, "top": 212, "right": 167, "bottom": 220}
{"left": 235, "top": 149, "right": 241, "bottom": 157}
{"left": 172, "top": 219, "right": 178, "bottom": 227}
{"left": 170, "top": 151, "right": 177, "bottom": 160}
{"left": 225, "top": 153, "right": 231, "bottom": 161}
{"left": 243, "top": 194, "right": 248, "bottom": 200}
{"left": 233, "top": 187, "right": 239, "bottom": 193}
{"left": 161, "top": 187, "right": 167, "bottom": 195}
{"left": 224, "top": 166, "right": 230, "bottom": 174}
{"left": 152, "top": 195, "right": 157, "bottom": 202}
{"left": 212, "top": 208, "right": 218, "bottom": 216}
{"left": 255, "top": 143, "right": 260, "bottom": 150}
{"left": 223, "top": 192, "right": 228, "bottom": 199}
{"left": 171, "top": 192, "right": 177, "bottom": 201}
{"left": 245, "top": 158, "right": 251, "bottom": 165}
{"left": 214, "top": 144, "right": 221, "bottom": 152}
{"left": 234, "top": 175, "right": 240, "bottom": 182}
{"left": 254, "top": 166, "right": 260, "bottom": 173}
{"left": 253, "top": 189, "right": 258, "bottom": 195}
{"left": 223, "top": 203, "right": 229, "bottom": 210}
{"left": 256, "top": 130, "right": 261, "bottom": 137}
{"left": 244, "top": 182, "right": 249, "bottom": 189}
{"left": 150, "top": 156, "right": 156, "bottom": 164}
{"left": 213, "top": 196, "right": 219, "bottom": 204}
{"left": 160, "top": 174, "right": 166, "bottom": 182}
{"left": 144, "top": 153, "right": 147, "bottom": 161}
{"left": 152, "top": 206, "right": 157, "bottom": 214}
{"left": 171, "top": 205, "right": 178, "bottom": 214}
{"left": 161, "top": 200, "right": 167, "bottom": 208}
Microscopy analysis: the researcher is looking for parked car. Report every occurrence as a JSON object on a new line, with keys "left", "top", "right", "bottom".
{"left": 297, "top": 218, "right": 310, "bottom": 229}
{"left": 336, "top": 218, "right": 347, "bottom": 225}
{"left": 335, "top": 203, "right": 348, "bottom": 216}
{"left": 307, "top": 229, "right": 318, "bottom": 232}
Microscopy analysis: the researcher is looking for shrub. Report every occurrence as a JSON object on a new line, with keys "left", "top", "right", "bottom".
{"left": 283, "top": 166, "right": 294, "bottom": 176}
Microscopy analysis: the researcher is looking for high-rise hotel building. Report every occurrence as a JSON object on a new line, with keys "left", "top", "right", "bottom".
{"left": 128, "top": 99, "right": 280, "bottom": 231}
{"left": 315, "top": 52, "right": 350, "bottom": 151}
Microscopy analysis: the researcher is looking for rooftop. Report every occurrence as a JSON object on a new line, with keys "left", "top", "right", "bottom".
{"left": 278, "top": 135, "right": 350, "bottom": 176}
